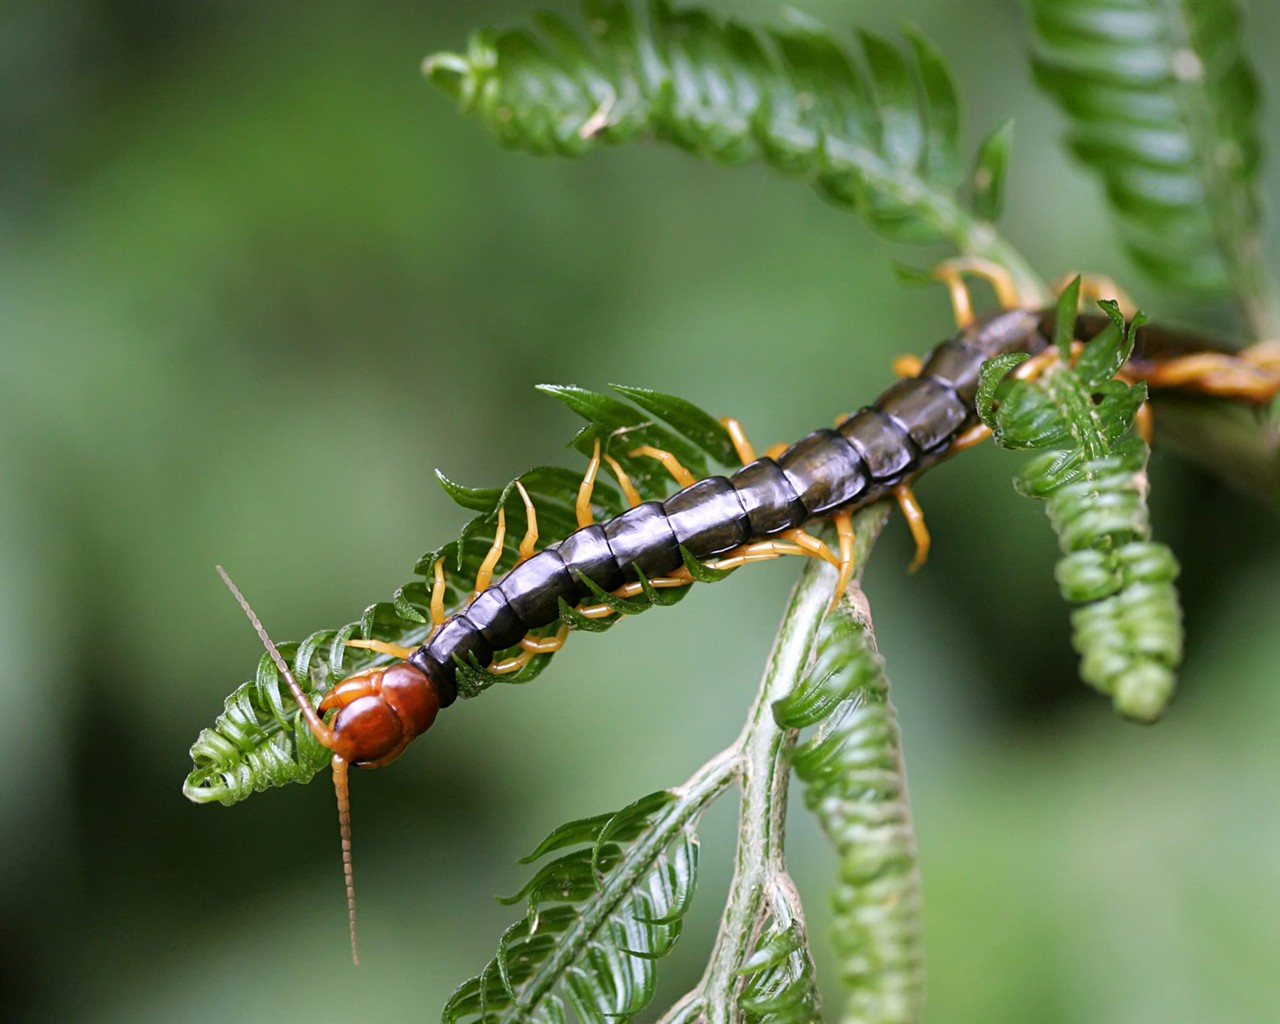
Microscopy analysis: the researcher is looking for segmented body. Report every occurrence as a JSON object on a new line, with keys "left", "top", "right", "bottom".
{"left": 408, "top": 308, "right": 1049, "bottom": 712}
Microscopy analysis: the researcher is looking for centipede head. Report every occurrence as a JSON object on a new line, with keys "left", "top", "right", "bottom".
{"left": 318, "top": 661, "right": 442, "bottom": 768}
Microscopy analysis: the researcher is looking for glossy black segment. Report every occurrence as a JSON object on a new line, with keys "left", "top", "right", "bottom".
{"left": 408, "top": 648, "right": 457, "bottom": 706}
{"left": 463, "top": 587, "right": 526, "bottom": 651}
{"left": 602, "top": 501, "right": 680, "bottom": 578}
{"left": 919, "top": 342, "right": 984, "bottom": 404}
{"left": 663, "top": 476, "right": 750, "bottom": 558}
{"left": 411, "top": 307, "right": 1063, "bottom": 689}
{"left": 413, "top": 615, "right": 492, "bottom": 707}
{"left": 730, "top": 458, "right": 807, "bottom": 536}
{"left": 499, "top": 548, "right": 576, "bottom": 628}
{"left": 963, "top": 308, "right": 1042, "bottom": 356}
{"left": 556, "top": 523, "right": 626, "bottom": 595}
{"left": 777, "top": 430, "right": 870, "bottom": 517}
{"left": 875, "top": 377, "right": 969, "bottom": 452}
{"left": 837, "top": 408, "right": 916, "bottom": 480}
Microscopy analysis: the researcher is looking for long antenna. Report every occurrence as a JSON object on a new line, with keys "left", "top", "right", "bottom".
{"left": 215, "top": 565, "right": 360, "bottom": 965}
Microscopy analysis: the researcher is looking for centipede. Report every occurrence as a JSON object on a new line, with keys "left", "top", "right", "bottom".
{"left": 209, "top": 269, "right": 1280, "bottom": 964}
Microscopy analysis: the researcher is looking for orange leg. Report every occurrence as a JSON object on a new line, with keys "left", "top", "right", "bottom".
{"left": 892, "top": 354, "right": 924, "bottom": 378}
{"left": 950, "top": 423, "right": 991, "bottom": 454}
{"left": 721, "top": 417, "right": 757, "bottom": 465}
{"left": 577, "top": 438, "right": 603, "bottom": 528}
{"left": 345, "top": 638, "right": 417, "bottom": 660}
{"left": 603, "top": 453, "right": 643, "bottom": 508}
{"left": 574, "top": 540, "right": 811, "bottom": 619}
{"left": 1135, "top": 348, "right": 1280, "bottom": 402}
{"left": 514, "top": 480, "right": 539, "bottom": 562}
{"left": 779, "top": 526, "right": 841, "bottom": 568}
{"left": 630, "top": 444, "right": 697, "bottom": 488}
{"left": 933, "top": 257, "right": 1025, "bottom": 327}
{"left": 490, "top": 625, "right": 570, "bottom": 674}
{"left": 763, "top": 442, "right": 789, "bottom": 460}
{"left": 893, "top": 483, "right": 931, "bottom": 573}
{"left": 829, "top": 511, "right": 855, "bottom": 611}
{"left": 429, "top": 558, "right": 446, "bottom": 633}
{"left": 471, "top": 507, "right": 507, "bottom": 598}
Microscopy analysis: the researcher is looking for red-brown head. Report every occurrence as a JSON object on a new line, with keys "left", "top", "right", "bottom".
{"left": 318, "top": 662, "right": 441, "bottom": 768}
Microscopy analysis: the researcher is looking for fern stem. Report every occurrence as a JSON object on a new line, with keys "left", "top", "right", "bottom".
{"left": 689, "top": 505, "right": 891, "bottom": 1023}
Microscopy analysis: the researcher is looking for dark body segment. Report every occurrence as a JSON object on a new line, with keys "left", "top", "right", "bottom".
{"left": 837, "top": 409, "right": 917, "bottom": 480}
{"left": 875, "top": 377, "right": 969, "bottom": 453}
{"left": 662, "top": 477, "right": 751, "bottom": 559}
{"left": 557, "top": 524, "right": 627, "bottom": 595}
{"left": 602, "top": 500, "right": 680, "bottom": 578}
{"left": 777, "top": 429, "right": 870, "bottom": 518}
{"left": 464, "top": 588, "right": 526, "bottom": 652}
{"left": 410, "top": 307, "right": 1053, "bottom": 702}
{"left": 729, "top": 458, "right": 806, "bottom": 536}
{"left": 499, "top": 549, "right": 577, "bottom": 627}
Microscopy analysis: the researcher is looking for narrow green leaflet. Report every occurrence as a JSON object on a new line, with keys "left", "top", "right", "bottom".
{"left": 776, "top": 609, "right": 924, "bottom": 1024}
{"left": 979, "top": 304, "right": 1184, "bottom": 720}
{"left": 443, "top": 791, "right": 708, "bottom": 1024}
{"left": 185, "top": 385, "right": 738, "bottom": 806}
{"left": 1028, "top": 0, "right": 1276, "bottom": 330}
{"left": 424, "top": 0, "right": 1042, "bottom": 296}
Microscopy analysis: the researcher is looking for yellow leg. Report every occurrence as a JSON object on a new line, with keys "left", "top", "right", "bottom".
{"left": 892, "top": 354, "right": 924, "bottom": 378}
{"left": 574, "top": 539, "right": 812, "bottom": 619}
{"left": 471, "top": 507, "right": 507, "bottom": 599}
{"left": 933, "top": 257, "right": 1025, "bottom": 328}
{"left": 780, "top": 526, "right": 841, "bottom": 568}
{"left": 1136, "top": 348, "right": 1280, "bottom": 402}
{"left": 429, "top": 558, "right": 446, "bottom": 634}
{"left": 514, "top": 480, "right": 539, "bottom": 562}
{"left": 490, "top": 625, "right": 570, "bottom": 674}
{"left": 950, "top": 423, "right": 991, "bottom": 454}
{"left": 763, "top": 442, "right": 789, "bottom": 460}
{"left": 829, "top": 511, "right": 855, "bottom": 611}
{"left": 893, "top": 483, "right": 931, "bottom": 573}
{"left": 721, "top": 417, "right": 757, "bottom": 465}
{"left": 629, "top": 445, "right": 697, "bottom": 488}
{"left": 577, "top": 438, "right": 602, "bottom": 528}
{"left": 344, "top": 638, "right": 418, "bottom": 660}
{"left": 603, "top": 453, "right": 643, "bottom": 508}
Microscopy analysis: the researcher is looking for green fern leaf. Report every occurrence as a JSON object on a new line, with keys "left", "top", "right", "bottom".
{"left": 1028, "top": 0, "right": 1274, "bottom": 321}
{"left": 424, "top": 0, "right": 1041, "bottom": 289}
{"left": 444, "top": 792, "right": 699, "bottom": 1023}
{"left": 777, "top": 608, "right": 923, "bottom": 1024}
{"left": 185, "top": 384, "right": 739, "bottom": 804}
{"left": 978, "top": 302, "right": 1184, "bottom": 721}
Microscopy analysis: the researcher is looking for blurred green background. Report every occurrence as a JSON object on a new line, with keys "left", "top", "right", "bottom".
{"left": 4, "top": 1, "right": 1280, "bottom": 1021}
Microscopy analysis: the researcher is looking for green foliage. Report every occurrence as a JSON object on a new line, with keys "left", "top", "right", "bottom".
{"left": 180, "top": 3, "right": 1277, "bottom": 1022}
{"left": 979, "top": 292, "right": 1184, "bottom": 721}
{"left": 444, "top": 791, "right": 701, "bottom": 1023}
{"left": 733, "top": 916, "right": 823, "bottom": 1023}
{"left": 776, "top": 608, "right": 923, "bottom": 1024}
{"left": 184, "top": 384, "right": 739, "bottom": 805}
{"left": 424, "top": 0, "right": 1042, "bottom": 294}
{"left": 1028, "top": 0, "right": 1273, "bottom": 321}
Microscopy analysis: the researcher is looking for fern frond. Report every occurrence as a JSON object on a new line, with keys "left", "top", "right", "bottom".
{"left": 776, "top": 608, "right": 923, "bottom": 1024}
{"left": 424, "top": 0, "right": 1043, "bottom": 297}
{"left": 185, "top": 384, "right": 738, "bottom": 805}
{"left": 444, "top": 770, "right": 733, "bottom": 1024}
{"left": 979, "top": 290, "right": 1184, "bottom": 721}
{"left": 1028, "top": 0, "right": 1276, "bottom": 330}
{"left": 734, "top": 906, "right": 823, "bottom": 1024}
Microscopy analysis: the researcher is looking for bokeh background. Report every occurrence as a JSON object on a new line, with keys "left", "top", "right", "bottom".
{"left": 4, "top": 1, "right": 1280, "bottom": 1021}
